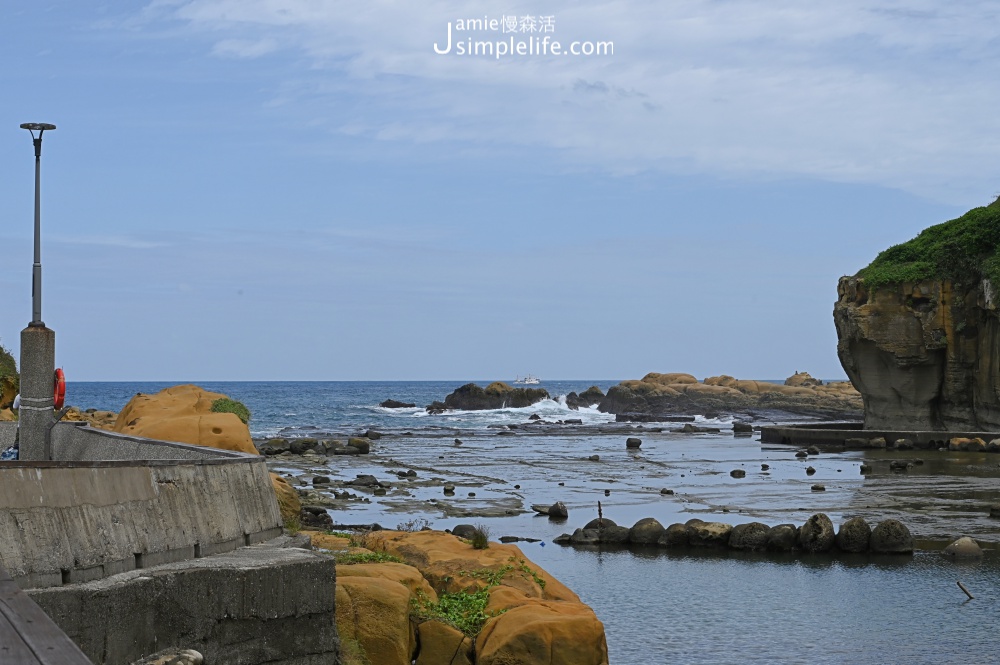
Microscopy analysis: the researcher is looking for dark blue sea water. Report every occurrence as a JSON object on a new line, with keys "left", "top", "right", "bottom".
{"left": 67, "top": 380, "right": 626, "bottom": 437}
{"left": 64, "top": 380, "right": 1000, "bottom": 664}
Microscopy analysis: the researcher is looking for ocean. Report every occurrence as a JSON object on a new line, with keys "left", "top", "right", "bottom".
{"left": 65, "top": 380, "right": 1000, "bottom": 664}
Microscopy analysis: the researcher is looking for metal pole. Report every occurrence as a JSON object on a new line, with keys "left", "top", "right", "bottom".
{"left": 32, "top": 136, "right": 42, "bottom": 326}
{"left": 20, "top": 123, "right": 55, "bottom": 328}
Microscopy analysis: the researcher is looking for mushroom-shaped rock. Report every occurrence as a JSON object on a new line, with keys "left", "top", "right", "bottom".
{"left": 728, "top": 522, "right": 770, "bottom": 551}
{"left": 766, "top": 524, "right": 799, "bottom": 551}
{"left": 870, "top": 519, "right": 914, "bottom": 554}
{"left": 798, "top": 514, "right": 835, "bottom": 553}
{"left": 687, "top": 521, "right": 733, "bottom": 548}
{"left": 658, "top": 523, "right": 689, "bottom": 548}
{"left": 835, "top": 517, "right": 871, "bottom": 553}
{"left": 942, "top": 536, "right": 984, "bottom": 560}
{"left": 628, "top": 518, "right": 665, "bottom": 545}
{"left": 625, "top": 437, "right": 642, "bottom": 449}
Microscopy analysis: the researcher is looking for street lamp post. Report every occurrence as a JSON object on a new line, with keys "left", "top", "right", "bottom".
{"left": 18, "top": 122, "right": 57, "bottom": 460}
{"left": 20, "top": 122, "right": 56, "bottom": 327}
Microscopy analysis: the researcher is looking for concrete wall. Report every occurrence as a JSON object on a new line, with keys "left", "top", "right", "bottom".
{"left": 0, "top": 425, "right": 282, "bottom": 590}
{"left": 0, "top": 421, "right": 15, "bottom": 449}
{"left": 51, "top": 422, "right": 245, "bottom": 461}
{"left": 29, "top": 542, "right": 340, "bottom": 665}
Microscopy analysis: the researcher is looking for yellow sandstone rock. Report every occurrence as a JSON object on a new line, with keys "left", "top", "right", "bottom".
{"left": 477, "top": 587, "right": 609, "bottom": 665}
{"left": 415, "top": 620, "right": 473, "bottom": 665}
{"left": 336, "top": 576, "right": 416, "bottom": 665}
{"left": 270, "top": 473, "right": 301, "bottom": 524}
{"left": 112, "top": 384, "right": 255, "bottom": 454}
{"left": 337, "top": 562, "right": 438, "bottom": 602}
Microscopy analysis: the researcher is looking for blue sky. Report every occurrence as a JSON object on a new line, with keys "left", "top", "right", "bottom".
{"left": 0, "top": 1, "right": 994, "bottom": 381}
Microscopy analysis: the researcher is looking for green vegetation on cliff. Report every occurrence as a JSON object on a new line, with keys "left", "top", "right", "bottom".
{"left": 210, "top": 397, "right": 251, "bottom": 424}
{"left": 859, "top": 197, "right": 1000, "bottom": 289}
{"left": 0, "top": 341, "right": 18, "bottom": 408}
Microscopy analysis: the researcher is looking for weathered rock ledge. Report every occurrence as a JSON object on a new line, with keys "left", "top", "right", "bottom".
{"left": 598, "top": 372, "right": 862, "bottom": 421}
{"left": 835, "top": 276, "right": 1000, "bottom": 430}
{"left": 310, "top": 529, "right": 609, "bottom": 665}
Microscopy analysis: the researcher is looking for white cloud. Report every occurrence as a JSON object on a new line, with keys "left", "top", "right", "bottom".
{"left": 211, "top": 36, "right": 279, "bottom": 58}
{"left": 141, "top": 1, "right": 1000, "bottom": 203}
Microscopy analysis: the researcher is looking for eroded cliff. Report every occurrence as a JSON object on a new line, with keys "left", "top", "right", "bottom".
{"left": 834, "top": 198, "right": 1000, "bottom": 430}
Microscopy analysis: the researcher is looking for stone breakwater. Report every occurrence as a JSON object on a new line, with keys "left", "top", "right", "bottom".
{"left": 555, "top": 514, "right": 916, "bottom": 556}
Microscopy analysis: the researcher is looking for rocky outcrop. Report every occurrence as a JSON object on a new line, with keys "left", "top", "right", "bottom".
{"left": 566, "top": 386, "right": 605, "bottom": 410}
{"left": 0, "top": 342, "right": 18, "bottom": 412}
{"left": 597, "top": 372, "right": 861, "bottom": 420}
{"left": 430, "top": 382, "right": 550, "bottom": 412}
{"left": 314, "top": 529, "right": 609, "bottom": 665}
{"left": 112, "top": 385, "right": 256, "bottom": 454}
{"left": 835, "top": 276, "right": 1000, "bottom": 430}
{"left": 834, "top": 199, "right": 1000, "bottom": 431}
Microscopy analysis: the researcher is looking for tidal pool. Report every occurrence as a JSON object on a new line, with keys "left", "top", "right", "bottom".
{"left": 270, "top": 428, "right": 1000, "bottom": 663}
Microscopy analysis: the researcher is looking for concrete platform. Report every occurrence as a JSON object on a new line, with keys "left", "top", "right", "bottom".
{"left": 27, "top": 539, "right": 339, "bottom": 665}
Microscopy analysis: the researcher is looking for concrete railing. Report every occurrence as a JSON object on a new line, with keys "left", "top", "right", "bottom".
{"left": 0, "top": 423, "right": 282, "bottom": 590}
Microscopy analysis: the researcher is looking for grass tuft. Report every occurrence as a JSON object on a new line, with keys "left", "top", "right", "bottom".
{"left": 211, "top": 397, "right": 251, "bottom": 424}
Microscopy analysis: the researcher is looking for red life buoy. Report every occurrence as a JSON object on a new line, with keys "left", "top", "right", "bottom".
{"left": 53, "top": 368, "right": 66, "bottom": 409}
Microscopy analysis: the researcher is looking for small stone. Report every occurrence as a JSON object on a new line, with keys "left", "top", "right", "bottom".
{"left": 443, "top": 485, "right": 455, "bottom": 494}
{"left": 589, "top": 455, "right": 600, "bottom": 461}
{"left": 312, "top": 476, "right": 331, "bottom": 485}
{"left": 807, "top": 446, "right": 820, "bottom": 455}
{"left": 660, "top": 488, "right": 674, "bottom": 495}
{"left": 548, "top": 501, "right": 569, "bottom": 519}
{"left": 730, "top": 469, "right": 746, "bottom": 478}
{"left": 604, "top": 489, "right": 611, "bottom": 496}
{"left": 626, "top": 437, "right": 642, "bottom": 449}
{"left": 806, "top": 466, "right": 816, "bottom": 475}
{"left": 514, "top": 484, "right": 521, "bottom": 489}
{"left": 454, "top": 439, "right": 463, "bottom": 445}
{"left": 558, "top": 482, "right": 565, "bottom": 486}
{"left": 795, "top": 451, "right": 808, "bottom": 458}
{"left": 468, "top": 492, "right": 476, "bottom": 497}
{"left": 942, "top": 536, "right": 984, "bottom": 559}
{"left": 811, "top": 484, "right": 825, "bottom": 491}
{"left": 894, "top": 438, "right": 914, "bottom": 450}
{"left": 860, "top": 464, "right": 872, "bottom": 474}
{"left": 761, "top": 464, "right": 770, "bottom": 471}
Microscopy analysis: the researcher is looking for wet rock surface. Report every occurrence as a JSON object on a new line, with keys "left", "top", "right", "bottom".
{"left": 257, "top": 422, "right": 1000, "bottom": 550}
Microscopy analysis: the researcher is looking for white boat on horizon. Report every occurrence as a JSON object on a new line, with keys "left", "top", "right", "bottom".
{"left": 514, "top": 375, "right": 541, "bottom": 385}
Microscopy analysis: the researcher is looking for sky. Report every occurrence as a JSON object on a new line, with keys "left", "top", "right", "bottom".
{"left": 0, "top": 1, "right": 996, "bottom": 382}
